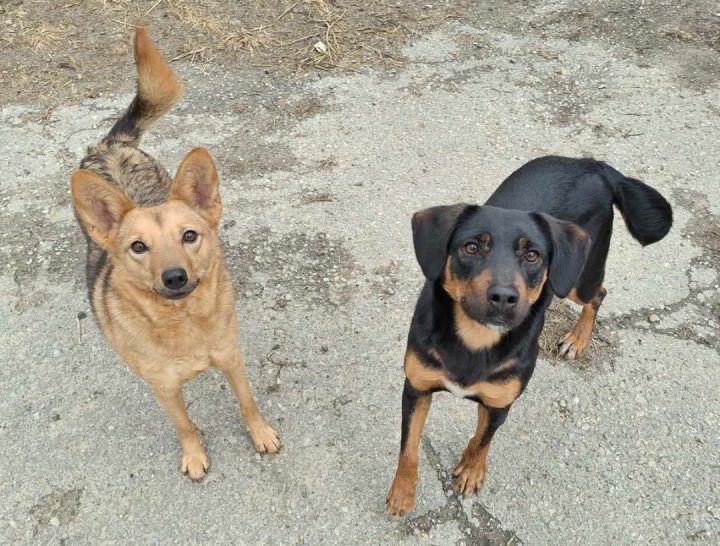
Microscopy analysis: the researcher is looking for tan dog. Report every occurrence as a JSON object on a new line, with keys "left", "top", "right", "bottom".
{"left": 71, "top": 27, "right": 280, "bottom": 480}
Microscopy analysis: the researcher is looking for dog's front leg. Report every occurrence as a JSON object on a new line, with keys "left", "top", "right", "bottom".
{"left": 454, "top": 404, "right": 510, "bottom": 495}
{"left": 387, "top": 380, "right": 432, "bottom": 517}
{"left": 151, "top": 382, "right": 209, "bottom": 481}
{"left": 217, "top": 350, "right": 280, "bottom": 454}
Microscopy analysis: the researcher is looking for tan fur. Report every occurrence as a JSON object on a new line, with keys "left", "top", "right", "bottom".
{"left": 560, "top": 307, "right": 595, "bottom": 358}
{"left": 105, "top": 26, "right": 184, "bottom": 147}
{"left": 404, "top": 350, "right": 446, "bottom": 391}
{"left": 386, "top": 394, "right": 432, "bottom": 517}
{"left": 71, "top": 28, "right": 279, "bottom": 480}
{"left": 452, "top": 376, "right": 521, "bottom": 496}
{"left": 487, "top": 357, "right": 518, "bottom": 378}
{"left": 453, "top": 302, "right": 503, "bottom": 351}
{"left": 442, "top": 257, "right": 458, "bottom": 299}
{"left": 464, "top": 377, "right": 522, "bottom": 408}
{"left": 559, "top": 287, "right": 607, "bottom": 359}
{"left": 135, "top": 27, "right": 184, "bottom": 116}
{"left": 454, "top": 405, "right": 491, "bottom": 495}
{"left": 567, "top": 288, "right": 584, "bottom": 306}
{"left": 522, "top": 270, "right": 548, "bottom": 305}
{"left": 393, "top": 350, "right": 522, "bottom": 513}
{"left": 442, "top": 260, "right": 503, "bottom": 351}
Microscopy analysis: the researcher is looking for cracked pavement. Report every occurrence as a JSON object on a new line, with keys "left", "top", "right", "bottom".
{"left": 1, "top": 4, "right": 719, "bottom": 545}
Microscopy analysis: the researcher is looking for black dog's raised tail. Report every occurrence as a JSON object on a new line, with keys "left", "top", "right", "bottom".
{"left": 602, "top": 164, "right": 673, "bottom": 246}
{"left": 105, "top": 26, "right": 183, "bottom": 147}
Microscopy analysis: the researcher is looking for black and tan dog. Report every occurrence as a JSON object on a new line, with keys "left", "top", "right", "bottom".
{"left": 71, "top": 27, "right": 279, "bottom": 480}
{"left": 387, "top": 156, "right": 672, "bottom": 515}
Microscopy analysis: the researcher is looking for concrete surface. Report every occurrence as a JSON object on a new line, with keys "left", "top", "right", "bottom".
{"left": 2, "top": 10, "right": 719, "bottom": 546}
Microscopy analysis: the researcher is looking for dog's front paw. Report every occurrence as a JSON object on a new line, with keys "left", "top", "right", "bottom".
{"left": 557, "top": 329, "right": 590, "bottom": 359}
{"left": 181, "top": 447, "right": 210, "bottom": 481}
{"left": 248, "top": 421, "right": 281, "bottom": 454}
{"left": 386, "top": 475, "right": 416, "bottom": 517}
{"left": 453, "top": 454, "right": 486, "bottom": 496}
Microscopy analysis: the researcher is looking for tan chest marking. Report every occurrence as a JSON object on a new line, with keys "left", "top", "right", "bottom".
{"left": 405, "top": 350, "right": 521, "bottom": 406}
{"left": 404, "top": 350, "right": 446, "bottom": 391}
{"left": 443, "top": 379, "right": 475, "bottom": 399}
{"left": 442, "top": 376, "right": 521, "bottom": 407}
{"left": 469, "top": 377, "right": 522, "bottom": 408}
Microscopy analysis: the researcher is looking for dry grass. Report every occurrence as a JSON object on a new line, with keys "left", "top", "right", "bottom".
{"left": 539, "top": 299, "right": 614, "bottom": 370}
{"left": 539, "top": 300, "right": 579, "bottom": 358}
{"left": 161, "top": 0, "right": 419, "bottom": 70}
{"left": 0, "top": 0, "right": 467, "bottom": 105}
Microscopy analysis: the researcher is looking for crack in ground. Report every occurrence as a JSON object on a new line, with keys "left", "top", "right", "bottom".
{"left": 603, "top": 294, "right": 718, "bottom": 351}
{"left": 401, "top": 437, "right": 521, "bottom": 545}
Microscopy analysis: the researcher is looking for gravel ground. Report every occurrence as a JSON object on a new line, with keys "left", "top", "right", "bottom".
{"left": 1, "top": 1, "right": 719, "bottom": 544}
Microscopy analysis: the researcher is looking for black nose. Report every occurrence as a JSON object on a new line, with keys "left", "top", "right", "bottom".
{"left": 488, "top": 285, "right": 519, "bottom": 312}
{"left": 162, "top": 268, "right": 188, "bottom": 290}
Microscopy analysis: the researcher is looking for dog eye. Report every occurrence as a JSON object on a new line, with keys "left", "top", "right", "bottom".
{"left": 523, "top": 250, "right": 540, "bottom": 263}
{"left": 463, "top": 242, "right": 480, "bottom": 255}
{"left": 182, "top": 230, "right": 198, "bottom": 243}
{"left": 130, "top": 241, "right": 148, "bottom": 254}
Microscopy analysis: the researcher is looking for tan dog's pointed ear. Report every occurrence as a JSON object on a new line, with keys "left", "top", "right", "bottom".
{"left": 71, "top": 170, "right": 134, "bottom": 250}
{"left": 170, "top": 147, "right": 222, "bottom": 228}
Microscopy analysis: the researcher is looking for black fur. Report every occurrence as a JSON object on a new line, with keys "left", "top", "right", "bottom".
{"left": 602, "top": 165, "right": 673, "bottom": 246}
{"left": 407, "top": 155, "right": 673, "bottom": 391}
{"left": 410, "top": 206, "right": 560, "bottom": 392}
{"left": 411, "top": 204, "right": 472, "bottom": 280}
{"left": 533, "top": 213, "right": 591, "bottom": 298}
{"left": 486, "top": 155, "right": 672, "bottom": 301}
{"left": 392, "top": 156, "right": 672, "bottom": 505}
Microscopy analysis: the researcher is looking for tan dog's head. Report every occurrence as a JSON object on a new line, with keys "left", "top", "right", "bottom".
{"left": 71, "top": 148, "right": 223, "bottom": 301}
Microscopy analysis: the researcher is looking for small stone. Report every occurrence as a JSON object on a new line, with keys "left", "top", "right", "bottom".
{"left": 50, "top": 517, "right": 60, "bottom": 527}
{"left": 314, "top": 41, "right": 327, "bottom": 54}
{"left": 648, "top": 314, "right": 660, "bottom": 323}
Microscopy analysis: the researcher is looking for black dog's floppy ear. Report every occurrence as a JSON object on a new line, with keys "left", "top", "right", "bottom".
{"left": 412, "top": 204, "right": 470, "bottom": 280}
{"left": 536, "top": 213, "right": 591, "bottom": 298}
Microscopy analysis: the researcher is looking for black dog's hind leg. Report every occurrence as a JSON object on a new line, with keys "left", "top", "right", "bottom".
{"left": 559, "top": 222, "right": 610, "bottom": 359}
{"left": 559, "top": 286, "right": 607, "bottom": 359}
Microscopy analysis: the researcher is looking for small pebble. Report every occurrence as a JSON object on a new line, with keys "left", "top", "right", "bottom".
{"left": 648, "top": 314, "right": 660, "bottom": 323}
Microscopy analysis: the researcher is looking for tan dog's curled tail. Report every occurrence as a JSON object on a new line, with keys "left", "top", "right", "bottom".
{"left": 105, "top": 25, "right": 183, "bottom": 146}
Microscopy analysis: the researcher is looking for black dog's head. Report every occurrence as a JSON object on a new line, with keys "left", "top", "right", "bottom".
{"left": 412, "top": 204, "right": 590, "bottom": 332}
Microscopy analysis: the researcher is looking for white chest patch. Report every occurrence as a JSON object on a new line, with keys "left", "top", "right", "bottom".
{"left": 443, "top": 379, "right": 475, "bottom": 399}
